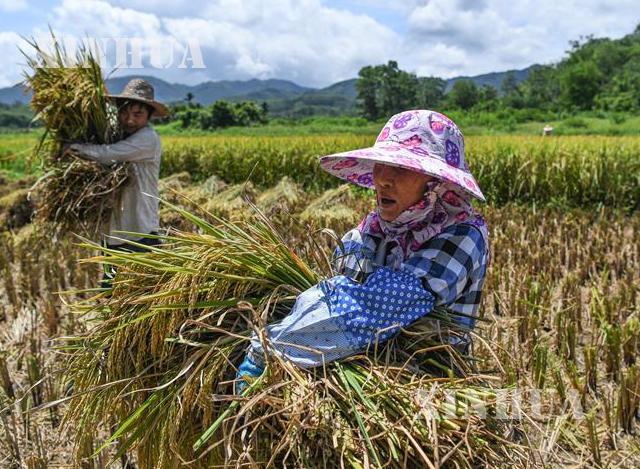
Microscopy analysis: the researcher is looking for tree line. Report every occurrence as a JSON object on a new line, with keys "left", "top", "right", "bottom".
{"left": 356, "top": 23, "right": 640, "bottom": 120}
{"left": 171, "top": 95, "right": 269, "bottom": 130}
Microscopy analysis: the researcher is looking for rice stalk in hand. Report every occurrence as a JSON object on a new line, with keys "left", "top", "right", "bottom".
{"left": 58, "top": 205, "right": 522, "bottom": 469}
{"left": 21, "top": 31, "right": 129, "bottom": 235}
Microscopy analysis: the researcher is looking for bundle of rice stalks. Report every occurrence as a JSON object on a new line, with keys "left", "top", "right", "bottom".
{"left": 0, "top": 188, "right": 33, "bottom": 231}
{"left": 0, "top": 174, "right": 36, "bottom": 230}
{"left": 257, "top": 175, "right": 305, "bottom": 217}
{"left": 22, "top": 33, "right": 129, "bottom": 235}
{"left": 204, "top": 182, "right": 258, "bottom": 221}
{"left": 0, "top": 172, "right": 36, "bottom": 199}
{"left": 201, "top": 173, "right": 228, "bottom": 196}
{"left": 159, "top": 171, "right": 192, "bottom": 192}
{"left": 159, "top": 173, "right": 231, "bottom": 232}
{"left": 56, "top": 206, "right": 526, "bottom": 469}
{"left": 300, "top": 184, "right": 374, "bottom": 234}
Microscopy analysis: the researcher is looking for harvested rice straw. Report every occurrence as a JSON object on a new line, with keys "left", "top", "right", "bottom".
{"left": 55, "top": 204, "right": 527, "bottom": 469}
{"left": 21, "top": 32, "right": 129, "bottom": 235}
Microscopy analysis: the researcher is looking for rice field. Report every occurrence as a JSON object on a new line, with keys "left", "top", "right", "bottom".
{"left": 3, "top": 134, "right": 640, "bottom": 208}
{"left": 0, "top": 134, "right": 639, "bottom": 468}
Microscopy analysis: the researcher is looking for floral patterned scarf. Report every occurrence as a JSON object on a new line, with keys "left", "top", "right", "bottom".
{"left": 357, "top": 180, "right": 489, "bottom": 268}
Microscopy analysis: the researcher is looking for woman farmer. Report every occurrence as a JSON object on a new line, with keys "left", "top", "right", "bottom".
{"left": 236, "top": 110, "right": 489, "bottom": 393}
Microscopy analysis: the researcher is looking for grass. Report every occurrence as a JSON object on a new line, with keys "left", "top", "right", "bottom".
{"left": 0, "top": 135, "right": 38, "bottom": 178}
{"left": 156, "top": 115, "right": 383, "bottom": 136}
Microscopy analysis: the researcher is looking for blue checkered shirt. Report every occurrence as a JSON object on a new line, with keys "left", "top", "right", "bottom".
{"left": 248, "top": 223, "right": 488, "bottom": 368}
{"left": 332, "top": 223, "right": 488, "bottom": 329}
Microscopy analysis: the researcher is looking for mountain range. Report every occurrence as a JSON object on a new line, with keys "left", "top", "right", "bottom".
{"left": 0, "top": 66, "right": 536, "bottom": 117}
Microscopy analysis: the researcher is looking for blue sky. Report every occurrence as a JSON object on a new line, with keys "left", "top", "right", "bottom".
{"left": 324, "top": 0, "right": 408, "bottom": 34}
{"left": 1, "top": 1, "right": 639, "bottom": 88}
{"left": 0, "top": 0, "right": 46, "bottom": 32}
{"left": 0, "top": 0, "right": 409, "bottom": 36}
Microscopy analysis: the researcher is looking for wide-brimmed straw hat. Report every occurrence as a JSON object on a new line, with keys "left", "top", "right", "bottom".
{"left": 107, "top": 78, "right": 170, "bottom": 118}
{"left": 319, "top": 110, "right": 485, "bottom": 201}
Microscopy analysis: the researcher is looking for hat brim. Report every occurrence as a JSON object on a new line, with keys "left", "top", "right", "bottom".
{"left": 319, "top": 144, "right": 485, "bottom": 202}
{"left": 107, "top": 94, "right": 170, "bottom": 118}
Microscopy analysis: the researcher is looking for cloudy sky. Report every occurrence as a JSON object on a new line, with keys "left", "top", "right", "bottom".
{"left": 0, "top": 0, "right": 639, "bottom": 89}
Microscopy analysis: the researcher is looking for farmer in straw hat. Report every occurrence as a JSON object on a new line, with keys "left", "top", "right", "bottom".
{"left": 236, "top": 110, "right": 489, "bottom": 393}
{"left": 68, "top": 78, "right": 170, "bottom": 289}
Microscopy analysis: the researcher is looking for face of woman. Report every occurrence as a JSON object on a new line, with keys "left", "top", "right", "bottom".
{"left": 372, "top": 163, "right": 434, "bottom": 221}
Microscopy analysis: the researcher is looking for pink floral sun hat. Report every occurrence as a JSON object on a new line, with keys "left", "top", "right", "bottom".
{"left": 319, "top": 110, "right": 485, "bottom": 202}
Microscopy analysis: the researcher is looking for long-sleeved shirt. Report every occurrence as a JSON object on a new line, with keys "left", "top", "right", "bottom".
{"left": 248, "top": 223, "right": 488, "bottom": 368}
{"left": 70, "top": 124, "right": 161, "bottom": 244}
{"left": 335, "top": 223, "right": 488, "bottom": 329}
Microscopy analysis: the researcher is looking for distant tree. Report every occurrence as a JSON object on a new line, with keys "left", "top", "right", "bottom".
{"left": 175, "top": 107, "right": 204, "bottom": 128}
{"left": 592, "top": 40, "right": 630, "bottom": 79}
{"left": 377, "top": 61, "right": 418, "bottom": 116}
{"left": 472, "top": 84, "right": 499, "bottom": 111}
{"left": 356, "top": 61, "right": 418, "bottom": 120}
{"left": 449, "top": 80, "right": 479, "bottom": 110}
{"left": 500, "top": 72, "right": 526, "bottom": 108}
{"left": 356, "top": 65, "right": 381, "bottom": 120}
{"left": 234, "top": 101, "right": 268, "bottom": 125}
{"left": 501, "top": 71, "right": 519, "bottom": 95}
{"left": 481, "top": 84, "right": 498, "bottom": 102}
{"left": 519, "top": 65, "right": 561, "bottom": 109}
{"left": 560, "top": 61, "right": 602, "bottom": 109}
{"left": 208, "top": 100, "right": 236, "bottom": 128}
{"left": 597, "top": 60, "right": 640, "bottom": 111}
{"left": 177, "top": 100, "right": 268, "bottom": 129}
{"left": 416, "top": 77, "right": 446, "bottom": 109}
{"left": 186, "top": 92, "right": 194, "bottom": 104}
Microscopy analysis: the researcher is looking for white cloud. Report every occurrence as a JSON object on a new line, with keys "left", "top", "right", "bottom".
{"left": 39, "top": 0, "right": 398, "bottom": 87}
{"left": 162, "top": 0, "right": 401, "bottom": 86}
{"left": 0, "top": 32, "right": 30, "bottom": 88}
{"left": 0, "top": 0, "right": 27, "bottom": 12}
{"left": 48, "top": 0, "right": 163, "bottom": 39}
{"left": 91, "top": 0, "right": 210, "bottom": 17}
{"left": 3, "top": 0, "right": 640, "bottom": 89}
{"left": 403, "top": 0, "right": 640, "bottom": 78}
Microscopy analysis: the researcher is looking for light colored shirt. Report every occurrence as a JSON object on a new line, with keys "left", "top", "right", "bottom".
{"left": 70, "top": 124, "right": 161, "bottom": 244}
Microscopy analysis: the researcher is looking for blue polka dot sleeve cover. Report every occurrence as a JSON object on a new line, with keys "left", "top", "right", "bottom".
{"left": 247, "top": 266, "right": 435, "bottom": 368}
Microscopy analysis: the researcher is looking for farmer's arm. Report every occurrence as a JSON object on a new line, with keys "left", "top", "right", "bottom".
{"left": 239, "top": 224, "right": 485, "bottom": 383}
{"left": 247, "top": 267, "right": 437, "bottom": 369}
{"left": 403, "top": 223, "right": 487, "bottom": 328}
{"left": 69, "top": 127, "right": 158, "bottom": 164}
{"left": 331, "top": 228, "right": 377, "bottom": 283}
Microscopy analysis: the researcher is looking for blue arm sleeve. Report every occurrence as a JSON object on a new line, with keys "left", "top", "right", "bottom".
{"left": 249, "top": 266, "right": 434, "bottom": 368}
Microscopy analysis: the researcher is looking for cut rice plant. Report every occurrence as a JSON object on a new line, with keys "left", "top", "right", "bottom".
{"left": 0, "top": 188, "right": 33, "bottom": 231}
{"left": 300, "top": 184, "right": 373, "bottom": 234}
{"left": 203, "top": 182, "right": 258, "bottom": 221}
{"left": 56, "top": 204, "right": 523, "bottom": 469}
{"left": 21, "top": 32, "right": 129, "bottom": 235}
{"left": 256, "top": 175, "right": 305, "bottom": 216}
